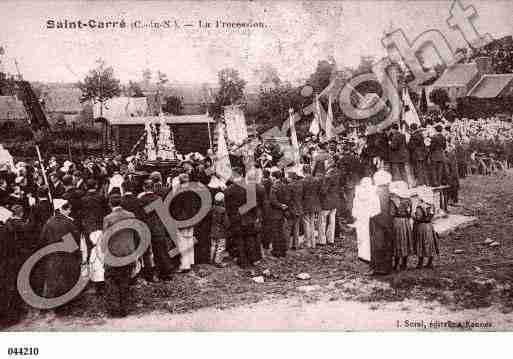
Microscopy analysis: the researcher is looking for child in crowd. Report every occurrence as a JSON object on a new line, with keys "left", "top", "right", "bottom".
{"left": 389, "top": 181, "right": 413, "bottom": 271}
{"left": 412, "top": 186, "right": 439, "bottom": 269}
{"left": 210, "top": 192, "right": 229, "bottom": 268}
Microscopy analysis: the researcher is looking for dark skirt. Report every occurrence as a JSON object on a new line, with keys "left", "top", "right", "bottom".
{"left": 413, "top": 222, "right": 439, "bottom": 257}
{"left": 369, "top": 219, "right": 393, "bottom": 274}
{"left": 392, "top": 217, "right": 412, "bottom": 257}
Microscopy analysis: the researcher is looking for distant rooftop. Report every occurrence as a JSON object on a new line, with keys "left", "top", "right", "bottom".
{"left": 466, "top": 74, "right": 513, "bottom": 98}
{"left": 107, "top": 114, "right": 215, "bottom": 125}
{"left": 433, "top": 63, "right": 478, "bottom": 88}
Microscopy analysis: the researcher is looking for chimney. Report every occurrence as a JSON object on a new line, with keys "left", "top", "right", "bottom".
{"left": 475, "top": 56, "right": 492, "bottom": 76}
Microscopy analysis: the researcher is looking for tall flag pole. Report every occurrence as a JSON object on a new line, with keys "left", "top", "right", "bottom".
{"left": 309, "top": 94, "right": 321, "bottom": 136}
{"left": 325, "top": 94, "right": 334, "bottom": 140}
{"left": 288, "top": 108, "right": 299, "bottom": 165}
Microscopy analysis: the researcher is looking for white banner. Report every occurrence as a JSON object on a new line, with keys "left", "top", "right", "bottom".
{"left": 224, "top": 105, "right": 248, "bottom": 145}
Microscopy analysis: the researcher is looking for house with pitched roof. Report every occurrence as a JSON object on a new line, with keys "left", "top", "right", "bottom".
{"left": 429, "top": 58, "right": 489, "bottom": 103}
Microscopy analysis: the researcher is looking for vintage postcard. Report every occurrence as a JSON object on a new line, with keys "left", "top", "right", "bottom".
{"left": 0, "top": 0, "right": 512, "bottom": 346}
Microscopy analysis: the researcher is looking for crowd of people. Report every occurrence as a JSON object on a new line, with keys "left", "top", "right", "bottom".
{"left": 0, "top": 113, "right": 511, "bottom": 324}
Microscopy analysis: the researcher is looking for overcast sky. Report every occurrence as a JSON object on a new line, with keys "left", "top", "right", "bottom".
{"left": 0, "top": 0, "right": 511, "bottom": 85}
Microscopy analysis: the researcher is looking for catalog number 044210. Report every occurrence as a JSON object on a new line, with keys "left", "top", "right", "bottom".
{"left": 7, "top": 347, "right": 39, "bottom": 356}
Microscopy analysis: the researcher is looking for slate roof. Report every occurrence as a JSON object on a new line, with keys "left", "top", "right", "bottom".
{"left": 466, "top": 74, "right": 513, "bottom": 98}
{"left": 93, "top": 97, "right": 149, "bottom": 119}
{"left": 432, "top": 63, "right": 479, "bottom": 87}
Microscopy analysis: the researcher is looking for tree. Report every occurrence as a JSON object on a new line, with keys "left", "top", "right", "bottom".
{"left": 307, "top": 59, "right": 336, "bottom": 93}
{"left": 162, "top": 95, "right": 183, "bottom": 115}
{"left": 429, "top": 87, "right": 450, "bottom": 111}
{"left": 209, "top": 68, "right": 246, "bottom": 119}
{"left": 254, "top": 63, "right": 281, "bottom": 90}
{"left": 257, "top": 83, "right": 305, "bottom": 126}
{"left": 77, "top": 59, "right": 121, "bottom": 115}
{"left": 128, "top": 81, "right": 145, "bottom": 97}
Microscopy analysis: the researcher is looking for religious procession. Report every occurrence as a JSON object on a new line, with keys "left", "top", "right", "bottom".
{"left": 2, "top": 1, "right": 513, "bottom": 333}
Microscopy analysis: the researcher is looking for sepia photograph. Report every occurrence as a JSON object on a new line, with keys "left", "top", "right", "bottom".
{"left": 0, "top": 0, "right": 512, "bottom": 348}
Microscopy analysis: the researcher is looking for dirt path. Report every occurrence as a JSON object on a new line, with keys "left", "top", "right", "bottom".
{"left": 10, "top": 296, "right": 512, "bottom": 331}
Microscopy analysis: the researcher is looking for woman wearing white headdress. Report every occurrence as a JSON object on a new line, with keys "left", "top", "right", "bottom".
{"left": 369, "top": 168, "right": 394, "bottom": 275}
{"left": 352, "top": 177, "right": 380, "bottom": 263}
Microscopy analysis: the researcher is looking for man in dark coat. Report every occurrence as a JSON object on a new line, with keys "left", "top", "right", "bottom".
{"left": 286, "top": 171, "right": 304, "bottom": 249}
{"left": 429, "top": 124, "right": 447, "bottom": 186}
{"left": 269, "top": 170, "right": 290, "bottom": 257}
{"left": 260, "top": 169, "right": 273, "bottom": 253}
{"left": 62, "top": 175, "right": 85, "bottom": 228}
{"left": 408, "top": 124, "right": 428, "bottom": 186}
{"left": 81, "top": 179, "right": 109, "bottom": 253}
{"left": 302, "top": 164, "right": 323, "bottom": 248}
{"left": 388, "top": 124, "right": 409, "bottom": 182}
{"left": 103, "top": 194, "right": 137, "bottom": 317}
{"left": 138, "top": 180, "right": 173, "bottom": 280}
{"left": 121, "top": 181, "right": 158, "bottom": 282}
{"left": 29, "top": 186, "right": 53, "bottom": 237}
{"left": 224, "top": 166, "right": 264, "bottom": 268}
{"left": 41, "top": 199, "right": 82, "bottom": 312}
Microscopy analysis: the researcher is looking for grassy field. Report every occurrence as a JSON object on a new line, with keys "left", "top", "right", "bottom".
{"left": 50, "top": 172, "right": 513, "bottom": 323}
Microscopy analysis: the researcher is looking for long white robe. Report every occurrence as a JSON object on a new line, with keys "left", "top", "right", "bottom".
{"left": 352, "top": 184, "right": 380, "bottom": 262}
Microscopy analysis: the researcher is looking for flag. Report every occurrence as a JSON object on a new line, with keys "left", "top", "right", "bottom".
{"left": 325, "top": 94, "right": 334, "bottom": 140}
{"left": 420, "top": 88, "right": 428, "bottom": 114}
{"left": 309, "top": 95, "right": 321, "bottom": 136}
{"left": 402, "top": 87, "right": 421, "bottom": 127}
{"left": 215, "top": 124, "right": 232, "bottom": 181}
{"left": 289, "top": 108, "right": 299, "bottom": 164}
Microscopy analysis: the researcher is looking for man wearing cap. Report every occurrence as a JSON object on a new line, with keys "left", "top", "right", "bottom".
{"left": 429, "top": 124, "right": 447, "bottom": 186}
{"left": 138, "top": 180, "right": 174, "bottom": 280}
{"left": 224, "top": 166, "right": 264, "bottom": 268}
{"left": 29, "top": 186, "right": 53, "bottom": 238}
{"left": 62, "top": 174, "right": 85, "bottom": 228}
{"left": 49, "top": 172, "right": 65, "bottom": 199}
{"left": 81, "top": 179, "right": 109, "bottom": 253}
{"left": 408, "top": 123, "right": 428, "bottom": 186}
{"left": 269, "top": 170, "right": 290, "bottom": 257}
{"left": 388, "top": 123, "right": 409, "bottom": 182}
{"left": 120, "top": 181, "right": 157, "bottom": 282}
{"left": 103, "top": 194, "right": 137, "bottom": 317}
